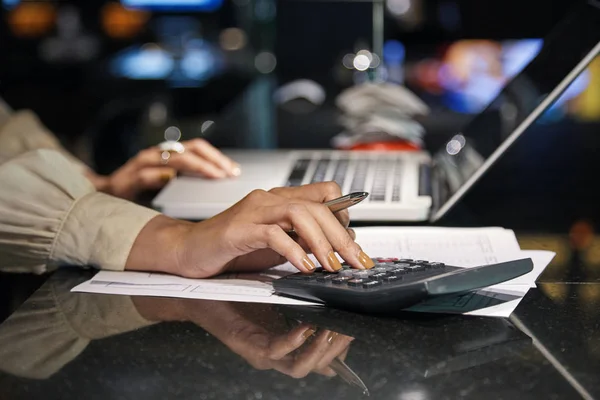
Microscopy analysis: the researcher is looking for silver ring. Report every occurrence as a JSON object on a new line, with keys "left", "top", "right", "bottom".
{"left": 159, "top": 140, "right": 185, "bottom": 165}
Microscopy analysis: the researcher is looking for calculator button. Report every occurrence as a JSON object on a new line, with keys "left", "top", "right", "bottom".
{"left": 347, "top": 279, "right": 365, "bottom": 287}
{"left": 385, "top": 275, "right": 402, "bottom": 283}
{"left": 373, "top": 267, "right": 389, "bottom": 273}
{"left": 406, "top": 266, "right": 424, "bottom": 272}
{"left": 317, "top": 275, "right": 335, "bottom": 282}
{"left": 352, "top": 271, "right": 371, "bottom": 279}
{"left": 391, "top": 268, "right": 407, "bottom": 275}
{"left": 430, "top": 262, "right": 445, "bottom": 268}
{"left": 285, "top": 274, "right": 306, "bottom": 280}
{"left": 332, "top": 277, "right": 351, "bottom": 284}
{"left": 362, "top": 280, "right": 382, "bottom": 289}
{"left": 397, "top": 259, "right": 413, "bottom": 263}
{"left": 339, "top": 270, "right": 354, "bottom": 277}
{"left": 414, "top": 260, "right": 428, "bottom": 264}
{"left": 371, "top": 273, "right": 388, "bottom": 281}
{"left": 394, "top": 263, "right": 411, "bottom": 268}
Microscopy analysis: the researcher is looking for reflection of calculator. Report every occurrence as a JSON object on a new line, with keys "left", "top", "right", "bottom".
{"left": 279, "top": 305, "right": 533, "bottom": 381}
{"left": 273, "top": 257, "right": 533, "bottom": 314}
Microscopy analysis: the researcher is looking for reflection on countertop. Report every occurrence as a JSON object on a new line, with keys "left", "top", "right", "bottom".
{"left": 0, "top": 269, "right": 595, "bottom": 400}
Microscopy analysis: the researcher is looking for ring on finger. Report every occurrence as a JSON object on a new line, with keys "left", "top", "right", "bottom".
{"left": 159, "top": 140, "right": 185, "bottom": 165}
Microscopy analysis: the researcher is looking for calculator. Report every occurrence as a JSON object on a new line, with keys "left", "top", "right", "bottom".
{"left": 272, "top": 257, "right": 533, "bottom": 314}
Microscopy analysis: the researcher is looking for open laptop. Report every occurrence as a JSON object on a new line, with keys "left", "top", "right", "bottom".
{"left": 153, "top": 1, "right": 600, "bottom": 222}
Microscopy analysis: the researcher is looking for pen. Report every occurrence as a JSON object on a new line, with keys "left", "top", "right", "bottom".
{"left": 286, "top": 192, "right": 368, "bottom": 234}
{"left": 324, "top": 192, "right": 369, "bottom": 213}
{"left": 329, "top": 357, "right": 370, "bottom": 396}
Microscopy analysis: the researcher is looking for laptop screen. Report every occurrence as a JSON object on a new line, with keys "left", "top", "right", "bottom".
{"left": 431, "top": 0, "right": 600, "bottom": 221}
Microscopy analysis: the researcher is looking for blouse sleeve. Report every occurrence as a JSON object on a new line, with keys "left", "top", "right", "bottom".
{"left": 0, "top": 149, "right": 160, "bottom": 274}
{"left": 0, "top": 102, "right": 88, "bottom": 171}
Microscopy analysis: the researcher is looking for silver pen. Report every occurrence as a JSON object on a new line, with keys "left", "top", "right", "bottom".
{"left": 287, "top": 192, "right": 368, "bottom": 234}
{"left": 329, "top": 357, "right": 370, "bottom": 396}
{"left": 324, "top": 192, "right": 369, "bottom": 213}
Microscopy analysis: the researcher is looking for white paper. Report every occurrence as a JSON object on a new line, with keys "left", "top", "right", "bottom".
{"left": 73, "top": 227, "right": 555, "bottom": 318}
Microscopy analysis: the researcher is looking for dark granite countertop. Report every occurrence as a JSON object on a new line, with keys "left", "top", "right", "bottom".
{"left": 1, "top": 237, "right": 599, "bottom": 400}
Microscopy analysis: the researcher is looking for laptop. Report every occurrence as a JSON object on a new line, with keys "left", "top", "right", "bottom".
{"left": 153, "top": 1, "right": 600, "bottom": 222}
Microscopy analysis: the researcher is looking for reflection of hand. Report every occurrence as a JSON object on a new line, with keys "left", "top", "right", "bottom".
{"left": 132, "top": 298, "right": 354, "bottom": 379}
{"left": 221, "top": 320, "right": 353, "bottom": 378}
{"left": 126, "top": 182, "right": 374, "bottom": 278}
{"left": 87, "top": 139, "right": 240, "bottom": 200}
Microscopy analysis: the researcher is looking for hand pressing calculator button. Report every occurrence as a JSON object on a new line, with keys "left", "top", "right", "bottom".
{"left": 273, "top": 258, "right": 534, "bottom": 314}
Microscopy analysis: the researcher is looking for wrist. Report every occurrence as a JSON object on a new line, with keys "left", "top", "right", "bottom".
{"left": 125, "top": 215, "right": 193, "bottom": 276}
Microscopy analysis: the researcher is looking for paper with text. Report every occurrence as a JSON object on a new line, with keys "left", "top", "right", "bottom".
{"left": 73, "top": 227, "right": 555, "bottom": 318}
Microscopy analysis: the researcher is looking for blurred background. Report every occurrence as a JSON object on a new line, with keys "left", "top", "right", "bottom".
{"left": 2, "top": 0, "right": 598, "bottom": 169}
{"left": 1, "top": 0, "right": 600, "bottom": 233}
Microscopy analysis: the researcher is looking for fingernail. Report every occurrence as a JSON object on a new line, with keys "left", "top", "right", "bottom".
{"left": 302, "top": 257, "right": 316, "bottom": 271}
{"left": 160, "top": 171, "right": 175, "bottom": 181}
{"left": 230, "top": 164, "right": 241, "bottom": 177}
{"left": 358, "top": 250, "right": 375, "bottom": 269}
{"left": 327, "top": 332, "right": 338, "bottom": 344}
{"left": 327, "top": 252, "right": 343, "bottom": 271}
{"left": 302, "top": 328, "right": 316, "bottom": 339}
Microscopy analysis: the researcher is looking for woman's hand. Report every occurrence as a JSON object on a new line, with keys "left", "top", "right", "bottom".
{"left": 126, "top": 182, "right": 375, "bottom": 278}
{"left": 87, "top": 138, "right": 240, "bottom": 200}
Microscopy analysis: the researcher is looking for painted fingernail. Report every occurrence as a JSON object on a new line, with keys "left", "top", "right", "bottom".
{"left": 302, "top": 328, "right": 316, "bottom": 340}
{"left": 327, "top": 332, "right": 338, "bottom": 344}
{"left": 302, "top": 257, "right": 316, "bottom": 271}
{"left": 358, "top": 250, "right": 375, "bottom": 269}
{"left": 230, "top": 164, "right": 242, "bottom": 177}
{"left": 327, "top": 252, "right": 343, "bottom": 271}
{"left": 160, "top": 171, "right": 175, "bottom": 181}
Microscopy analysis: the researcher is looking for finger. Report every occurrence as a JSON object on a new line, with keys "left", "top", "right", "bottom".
{"left": 130, "top": 147, "right": 230, "bottom": 179}
{"left": 271, "top": 181, "right": 343, "bottom": 202}
{"left": 270, "top": 183, "right": 349, "bottom": 228}
{"left": 313, "top": 334, "right": 354, "bottom": 371}
{"left": 314, "top": 346, "right": 352, "bottom": 377}
{"left": 267, "top": 201, "right": 370, "bottom": 270}
{"left": 136, "top": 167, "right": 177, "bottom": 191}
{"left": 286, "top": 330, "right": 343, "bottom": 379}
{"left": 304, "top": 202, "right": 374, "bottom": 270}
{"left": 186, "top": 138, "right": 241, "bottom": 177}
{"left": 265, "top": 203, "right": 342, "bottom": 272}
{"left": 252, "top": 224, "right": 317, "bottom": 273}
{"left": 294, "top": 228, "right": 355, "bottom": 252}
{"left": 168, "top": 152, "right": 230, "bottom": 179}
{"left": 347, "top": 228, "right": 356, "bottom": 240}
{"left": 267, "top": 324, "right": 316, "bottom": 360}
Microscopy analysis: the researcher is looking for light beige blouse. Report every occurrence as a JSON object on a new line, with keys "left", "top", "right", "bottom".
{"left": 0, "top": 100, "right": 160, "bottom": 274}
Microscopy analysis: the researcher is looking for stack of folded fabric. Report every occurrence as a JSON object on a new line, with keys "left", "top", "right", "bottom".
{"left": 331, "top": 82, "right": 430, "bottom": 150}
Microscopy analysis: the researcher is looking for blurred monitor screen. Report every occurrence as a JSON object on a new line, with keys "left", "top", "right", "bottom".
{"left": 121, "top": 0, "right": 223, "bottom": 12}
{"left": 406, "top": 37, "right": 597, "bottom": 120}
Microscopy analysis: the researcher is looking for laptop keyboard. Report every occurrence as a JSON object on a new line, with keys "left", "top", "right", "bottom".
{"left": 285, "top": 155, "right": 431, "bottom": 204}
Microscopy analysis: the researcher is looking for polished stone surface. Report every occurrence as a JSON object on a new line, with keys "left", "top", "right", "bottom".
{"left": 0, "top": 265, "right": 598, "bottom": 400}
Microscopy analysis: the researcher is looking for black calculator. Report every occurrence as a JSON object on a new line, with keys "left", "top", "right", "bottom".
{"left": 272, "top": 257, "right": 533, "bottom": 314}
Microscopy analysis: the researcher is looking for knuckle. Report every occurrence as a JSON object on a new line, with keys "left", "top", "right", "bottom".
{"left": 323, "top": 181, "right": 342, "bottom": 195}
{"left": 247, "top": 189, "right": 267, "bottom": 201}
{"left": 263, "top": 225, "right": 281, "bottom": 240}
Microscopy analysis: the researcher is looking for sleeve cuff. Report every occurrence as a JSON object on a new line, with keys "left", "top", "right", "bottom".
{"left": 51, "top": 192, "right": 161, "bottom": 270}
